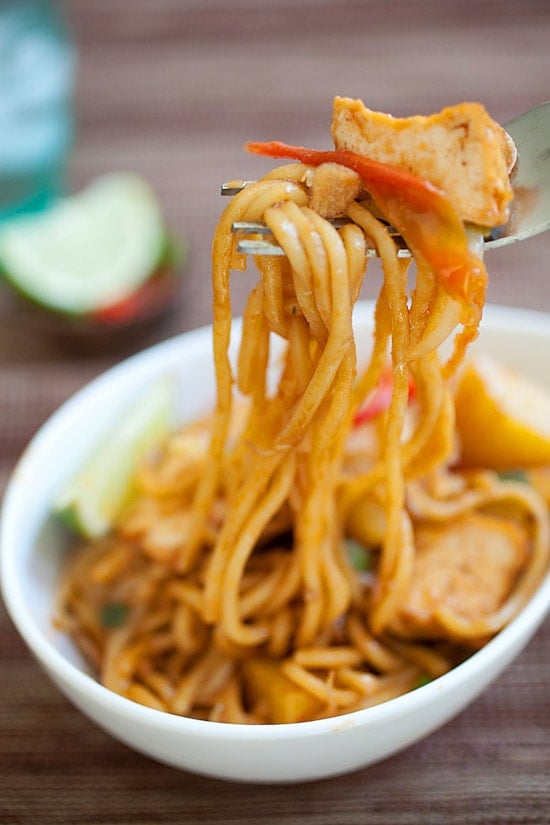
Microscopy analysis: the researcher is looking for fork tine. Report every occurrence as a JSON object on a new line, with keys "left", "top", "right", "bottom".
{"left": 236, "top": 239, "right": 288, "bottom": 256}
{"left": 232, "top": 221, "right": 273, "bottom": 235}
{"left": 232, "top": 218, "right": 402, "bottom": 237}
{"left": 223, "top": 180, "right": 411, "bottom": 258}
{"left": 235, "top": 238, "right": 412, "bottom": 258}
{"left": 232, "top": 217, "right": 354, "bottom": 233}
{"left": 221, "top": 181, "right": 256, "bottom": 195}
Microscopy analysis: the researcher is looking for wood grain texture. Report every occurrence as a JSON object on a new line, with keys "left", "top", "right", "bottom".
{"left": 1, "top": 1, "right": 549, "bottom": 822}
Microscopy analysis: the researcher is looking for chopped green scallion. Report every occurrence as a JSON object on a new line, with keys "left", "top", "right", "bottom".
{"left": 498, "top": 469, "right": 528, "bottom": 483}
{"left": 414, "top": 674, "right": 433, "bottom": 690}
{"left": 345, "top": 539, "right": 373, "bottom": 572}
{"left": 100, "top": 603, "right": 129, "bottom": 628}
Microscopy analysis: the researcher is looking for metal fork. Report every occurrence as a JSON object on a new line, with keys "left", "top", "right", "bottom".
{"left": 221, "top": 184, "right": 411, "bottom": 258}
{"left": 221, "top": 102, "right": 550, "bottom": 258}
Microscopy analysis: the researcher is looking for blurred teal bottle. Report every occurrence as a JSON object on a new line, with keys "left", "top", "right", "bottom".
{"left": 0, "top": 0, "right": 74, "bottom": 221}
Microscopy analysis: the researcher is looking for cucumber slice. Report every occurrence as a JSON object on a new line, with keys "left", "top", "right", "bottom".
{"left": 0, "top": 173, "right": 166, "bottom": 315}
{"left": 54, "top": 378, "right": 174, "bottom": 538}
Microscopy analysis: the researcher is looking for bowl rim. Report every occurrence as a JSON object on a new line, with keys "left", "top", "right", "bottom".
{"left": 2, "top": 301, "right": 549, "bottom": 742}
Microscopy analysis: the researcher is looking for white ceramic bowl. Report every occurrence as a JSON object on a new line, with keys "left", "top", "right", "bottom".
{"left": 2, "top": 302, "right": 549, "bottom": 783}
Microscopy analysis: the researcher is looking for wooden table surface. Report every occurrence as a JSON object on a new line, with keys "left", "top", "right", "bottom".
{"left": 1, "top": 1, "right": 549, "bottom": 822}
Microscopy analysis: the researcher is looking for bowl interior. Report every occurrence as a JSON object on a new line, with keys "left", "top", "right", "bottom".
{"left": 2, "top": 302, "right": 550, "bottom": 768}
{"left": 4, "top": 302, "right": 550, "bottom": 667}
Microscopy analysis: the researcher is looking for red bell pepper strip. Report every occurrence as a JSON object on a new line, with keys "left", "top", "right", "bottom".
{"left": 244, "top": 140, "right": 485, "bottom": 304}
{"left": 353, "top": 368, "right": 416, "bottom": 426}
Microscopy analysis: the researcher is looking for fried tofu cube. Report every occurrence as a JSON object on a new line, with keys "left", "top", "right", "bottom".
{"left": 331, "top": 97, "right": 514, "bottom": 227}
{"left": 308, "top": 162, "right": 362, "bottom": 219}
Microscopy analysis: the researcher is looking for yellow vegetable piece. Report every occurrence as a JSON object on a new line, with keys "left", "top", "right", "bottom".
{"left": 346, "top": 498, "right": 386, "bottom": 548}
{"left": 455, "top": 356, "right": 550, "bottom": 469}
{"left": 242, "top": 658, "right": 321, "bottom": 724}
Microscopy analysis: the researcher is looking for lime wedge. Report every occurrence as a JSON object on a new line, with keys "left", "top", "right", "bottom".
{"left": 0, "top": 173, "right": 166, "bottom": 314}
{"left": 54, "top": 378, "right": 174, "bottom": 538}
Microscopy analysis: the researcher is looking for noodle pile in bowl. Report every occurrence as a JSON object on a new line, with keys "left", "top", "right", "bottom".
{"left": 57, "top": 122, "right": 550, "bottom": 725}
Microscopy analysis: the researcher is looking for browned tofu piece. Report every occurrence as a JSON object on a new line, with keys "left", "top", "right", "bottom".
{"left": 308, "top": 162, "right": 362, "bottom": 219}
{"left": 391, "top": 512, "right": 528, "bottom": 640}
{"left": 331, "top": 97, "right": 514, "bottom": 227}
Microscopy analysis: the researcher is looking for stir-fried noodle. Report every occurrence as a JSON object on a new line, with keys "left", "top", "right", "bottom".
{"left": 57, "top": 157, "right": 549, "bottom": 724}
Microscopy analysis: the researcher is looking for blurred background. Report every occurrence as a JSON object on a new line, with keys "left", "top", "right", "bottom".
{"left": 1, "top": 1, "right": 549, "bottom": 822}
{"left": 2, "top": 1, "right": 549, "bottom": 352}
{"left": 2, "top": 0, "right": 549, "bottom": 467}
{"left": 67, "top": 0, "right": 550, "bottom": 327}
